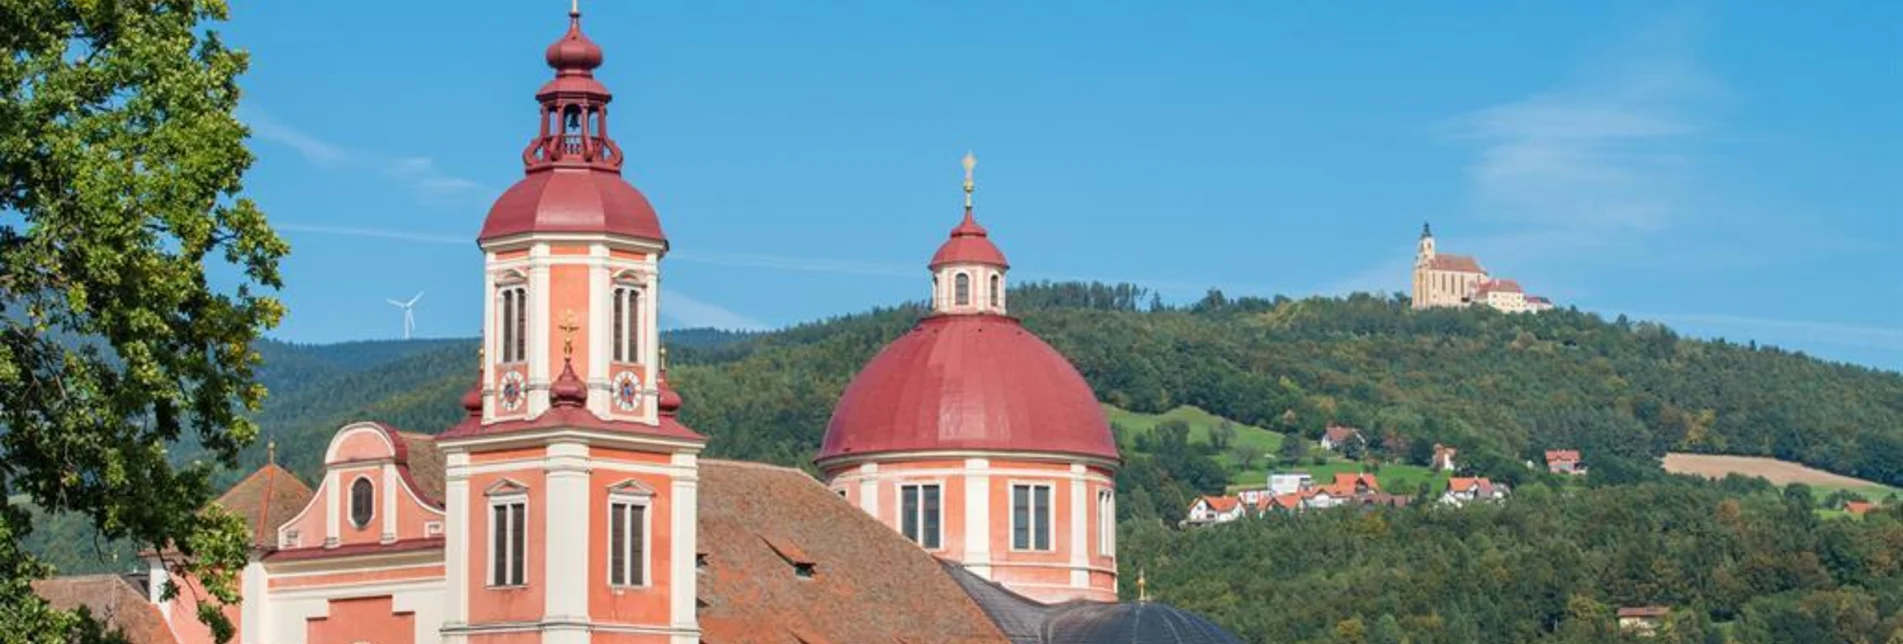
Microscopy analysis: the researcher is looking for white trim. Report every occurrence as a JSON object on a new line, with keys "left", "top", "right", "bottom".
{"left": 485, "top": 481, "right": 530, "bottom": 588}
{"left": 962, "top": 458, "right": 991, "bottom": 577}
{"left": 380, "top": 465, "right": 398, "bottom": 542}
{"left": 856, "top": 462, "right": 880, "bottom": 520}
{"left": 817, "top": 448, "right": 1119, "bottom": 472}
{"left": 544, "top": 441, "right": 590, "bottom": 619}
{"left": 458, "top": 457, "right": 693, "bottom": 478}
{"left": 527, "top": 242, "right": 551, "bottom": 415}
{"left": 435, "top": 426, "right": 704, "bottom": 454}
{"left": 1097, "top": 487, "right": 1115, "bottom": 557}
{"left": 478, "top": 231, "right": 668, "bottom": 255}
{"left": 346, "top": 474, "right": 376, "bottom": 530}
{"left": 321, "top": 422, "right": 399, "bottom": 465}
{"left": 323, "top": 469, "right": 340, "bottom": 547}
{"left": 1007, "top": 481, "right": 1056, "bottom": 552}
{"left": 831, "top": 465, "right": 1113, "bottom": 489}
{"left": 443, "top": 450, "right": 471, "bottom": 626}
{"left": 669, "top": 451, "right": 699, "bottom": 632}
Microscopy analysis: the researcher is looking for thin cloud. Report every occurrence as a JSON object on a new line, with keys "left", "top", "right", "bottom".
{"left": 275, "top": 223, "right": 468, "bottom": 245}
{"left": 1447, "top": 12, "right": 1715, "bottom": 236}
{"left": 663, "top": 290, "right": 770, "bottom": 331}
{"left": 241, "top": 107, "right": 490, "bottom": 204}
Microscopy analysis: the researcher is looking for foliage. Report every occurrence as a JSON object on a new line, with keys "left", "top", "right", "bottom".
{"left": 0, "top": 0, "right": 283, "bottom": 640}
{"left": 1118, "top": 480, "right": 1903, "bottom": 643}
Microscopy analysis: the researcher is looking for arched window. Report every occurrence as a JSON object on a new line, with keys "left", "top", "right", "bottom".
{"left": 955, "top": 273, "right": 970, "bottom": 306}
{"left": 989, "top": 274, "right": 1001, "bottom": 308}
{"left": 349, "top": 477, "right": 374, "bottom": 528}
{"left": 613, "top": 284, "right": 641, "bottom": 363}
{"left": 499, "top": 285, "right": 527, "bottom": 362}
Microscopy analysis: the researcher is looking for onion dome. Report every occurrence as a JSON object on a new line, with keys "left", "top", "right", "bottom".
{"left": 1041, "top": 602, "right": 1242, "bottom": 644}
{"left": 657, "top": 370, "right": 682, "bottom": 417}
{"left": 818, "top": 314, "right": 1117, "bottom": 462}
{"left": 460, "top": 375, "right": 483, "bottom": 418}
{"left": 550, "top": 357, "right": 588, "bottom": 408}
{"left": 480, "top": 7, "right": 665, "bottom": 245}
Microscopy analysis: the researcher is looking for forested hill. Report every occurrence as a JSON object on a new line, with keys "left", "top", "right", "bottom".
{"left": 224, "top": 282, "right": 1903, "bottom": 489}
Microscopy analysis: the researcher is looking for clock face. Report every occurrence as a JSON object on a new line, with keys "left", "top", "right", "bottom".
{"left": 500, "top": 370, "right": 526, "bottom": 411}
{"left": 613, "top": 371, "right": 643, "bottom": 412}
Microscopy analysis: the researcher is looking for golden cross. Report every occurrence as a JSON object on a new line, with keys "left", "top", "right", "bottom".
{"left": 559, "top": 310, "right": 581, "bottom": 358}
{"left": 659, "top": 346, "right": 669, "bottom": 370}
{"left": 266, "top": 440, "right": 277, "bottom": 465}
{"left": 961, "top": 151, "right": 977, "bottom": 209}
{"left": 1137, "top": 568, "right": 1148, "bottom": 602}
{"left": 570, "top": 0, "right": 580, "bottom": 16}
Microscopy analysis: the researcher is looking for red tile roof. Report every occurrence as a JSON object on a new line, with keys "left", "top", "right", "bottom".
{"left": 1617, "top": 606, "right": 1670, "bottom": 618}
{"left": 1323, "top": 425, "right": 1362, "bottom": 444}
{"left": 820, "top": 314, "right": 1118, "bottom": 463}
{"left": 1545, "top": 450, "right": 1582, "bottom": 463}
{"left": 1474, "top": 279, "right": 1524, "bottom": 296}
{"left": 213, "top": 463, "right": 313, "bottom": 550}
{"left": 264, "top": 537, "right": 445, "bottom": 562}
{"left": 696, "top": 460, "right": 1004, "bottom": 643}
{"left": 1197, "top": 496, "right": 1241, "bottom": 513}
{"left": 32, "top": 575, "right": 177, "bottom": 643}
{"left": 1322, "top": 473, "right": 1380, "bottom": 496}
{"left": 481, "top": 168, "right": 666, "bottom": 243}
{"left": 1844, "top": 501, "right": 1875, "bottom": 515}
{"left": 1426, "top": 254, "right": 1485, "bottom": 274}
{"left": 929, "top": 210, "right": 1009, "bottom": 269}
{"left": 1447, "top": 477, "right": 1495, "bottom": 494}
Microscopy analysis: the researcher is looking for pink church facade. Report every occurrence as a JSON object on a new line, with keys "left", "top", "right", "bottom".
{"left": 124, "top": 7, "right": 1153, "bottom": 644}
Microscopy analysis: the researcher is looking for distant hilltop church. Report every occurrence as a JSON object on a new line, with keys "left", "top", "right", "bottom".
{"left": 1410, "top": 223, "right": 1554, "bottom": 314}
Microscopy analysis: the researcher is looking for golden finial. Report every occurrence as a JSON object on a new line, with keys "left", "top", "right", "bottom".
{"left": 558, "top": 310, "right": 580, "bottom": 358}
{"left": 1137, "top": 568, "right": 1148, "bottom": 602}
{"left": 570, "top": 0, "right": 580, "bottom": 17}
{"left": 659, "top": 346, "right": 669, "bottom": 370}
{"left": 266, "top": 440, "right": 277, "bottom": 466}
{"left": 961, "top": 151, "right": 977, "bottom": 210}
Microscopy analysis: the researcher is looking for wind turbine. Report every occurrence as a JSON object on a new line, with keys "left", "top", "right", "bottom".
{"left": 387, "top": 292, "right": 424, "bottom": 340}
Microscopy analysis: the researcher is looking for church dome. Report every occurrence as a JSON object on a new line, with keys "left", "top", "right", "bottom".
{"left": 818, "top": 314, "right": 1117, "bottom": 462}
{"left": 929, "top": 210, "right": 1008, "bottom": 269}
{"left": 481, "top": 168, "right": 664, "bottom": 242}
{"left": 1041, "top": 602, "right": 1242, "bottom": 644}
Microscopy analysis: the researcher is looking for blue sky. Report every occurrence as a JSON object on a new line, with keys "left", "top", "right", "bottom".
{"left": 225, "top": 1, "right": 1901, "bottom": 370}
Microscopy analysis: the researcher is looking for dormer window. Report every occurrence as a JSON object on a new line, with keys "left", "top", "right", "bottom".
{"left": 349, "top": 477, "right": 374, "bottom": 528}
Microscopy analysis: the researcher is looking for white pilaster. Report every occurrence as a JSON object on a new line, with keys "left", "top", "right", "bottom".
{"left": 381, "top": 463, "right": 399, "bottom": 543}
{"left": 857, "top": 462, "right": 880, "bottom": 521}
{"left": 963, "top": 458, "right": 992, "bottom": 578}
{"left": 146, "top": 557, "right": 170, "bottom": 621}
{"left": 323, "top": 470, "right": 340, "bottom": 547}
{"left": 587, "top": 244, "right": 611, "bottom": 416}
{"left": 643, "top": 265, "right": 660, "bottom": 426}
{"left": 482, "top": 253, "right": 498, "bottom": 422}
{"left": 528, "top": 242, "right": 552, "bottom": 415}
{"left": 669, "top": 451, "right": 700, "bottom": 636}
{"left": 442, "top": 450, "right": 471, "bottom": 639}
{"left": 1069, "top": 463, "right": 1088, "bottom": 588}
{"left": 544, "top": 441, "right": 591, "bottom": 622}
{"left": 240, "top": 558, "right": 266, "bottom": 644}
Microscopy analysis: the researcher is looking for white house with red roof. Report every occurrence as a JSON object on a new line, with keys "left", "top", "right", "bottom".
{"left": 1440, "top": 477, "right": 1507, "bottom": 506}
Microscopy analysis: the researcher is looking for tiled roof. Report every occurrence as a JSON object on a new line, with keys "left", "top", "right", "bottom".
{"left": 32, "top": 575, "right": 177, "bottom": 643}
{"left": 1844, "top": 501, "right": 1875, "bottom": 515}
{"left": 695, "top": 459, "right": 1004, "bottom": 644}
{"left": 1197, "top": 496, "right": 1241, "bottom": 513}
{"left": 1426, "top": 254, "right": 1485, "bottom": 274}
{"left": 1545, "top": 450, "right": 1581, "bottom": 463}
{"left": 264, "top": 537, "right": 444, "bottom": 562}
{"left": 1617, "top": 606, "right": 1670, "bottom": 618}
{"left": 1322, "top": 473, "right": 1380, "bottom": 495}
{"left": 213, "top": 463, "right": 313, "bottom": 549}
{"left": 1474, "top": 279, "right": 1524, "bottom": 296}
{"left": 396, "top": 431, "right": 445, "bottom": 504}
{"left": 1322, "top": 426, "right": 1362, "bottom": 443}
{"left": 1448, "top": 477, "right": 1495, "bottom": 494}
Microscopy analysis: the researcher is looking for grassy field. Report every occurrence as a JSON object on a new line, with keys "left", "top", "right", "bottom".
{"left": 1105, "top": 404, "right": 1451, "bottom": 492}
{"left": 1664, "top": 453, "right": 1899, "bottom": 499}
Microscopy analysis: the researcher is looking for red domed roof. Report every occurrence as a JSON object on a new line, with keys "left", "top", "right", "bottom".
{"left": 928, "top": 210, "right": 1008, "bottom": 269}
{"left": 545, "top": 12, "right": 603, "bottom": 72}
{"left": 481, "top": 168, "right": 666, "bottom": 242}
{"left": 818, "top": 315, "right": 1116, "bottom": 463}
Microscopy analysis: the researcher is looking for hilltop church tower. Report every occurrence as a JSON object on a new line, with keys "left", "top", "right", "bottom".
{"left": 434, "top": 7, "right": 705, "bottom": 643}
{"left": 817, "top": 155, "right": 1121, "bottom": 604}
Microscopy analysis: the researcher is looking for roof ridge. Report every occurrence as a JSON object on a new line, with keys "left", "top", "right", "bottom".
{"left": 256, "top": 464, "right": 277, "bottom": 548}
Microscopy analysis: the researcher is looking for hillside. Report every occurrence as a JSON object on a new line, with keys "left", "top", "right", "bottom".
{"left": 25, "top": 283, "right": 1903, "bottom": 576}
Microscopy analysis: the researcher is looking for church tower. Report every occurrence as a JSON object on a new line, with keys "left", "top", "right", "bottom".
{"left": 436, "top": 7, "right": 704, "bottom": 643}
{"left": 1412, "top": 222, "right": 1434, "bottom": 308}
{"left": 818, "top": 155, "right": 1120, "bottom": 604}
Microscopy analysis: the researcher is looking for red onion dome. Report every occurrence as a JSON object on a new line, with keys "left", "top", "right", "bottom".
{"left": 550, "top": 358, "right": 588, "bottom": 408}
{"left": 545, "top": 12, "right": 603, "bottom": 72}
{"left": 818, "top": 315, "right": 1117, "bottom": 463}
{"left": 460, "top": 379, "right": 483, "bottom": 417}
{"left": 928, "top": 210, "right": 1009, "bottom": 269}
{"left": 656, "top": 369, "right": 682, "bottom": 417}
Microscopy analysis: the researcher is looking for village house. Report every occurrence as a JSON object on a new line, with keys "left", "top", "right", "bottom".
{"left": 1546, "top": 450, "right": 1588, "bottom": 475}
{"left": 1440, "top": 477, "right": 1507, "bottom": 507}
{"left": 1844, "top": 500, "right": 1876, "bottom": 516}
{"left": 1186, "top": 496, "right": 1248, "bottom": 526}
{"left": 1320, "top": 426, "right": 1364, "bottom": 451}
{"left": 1269, "top": 473, "right": 1313, "bottom": 496}
{"left": 1617, "top": 606, "right": 1671, "bottom": 637}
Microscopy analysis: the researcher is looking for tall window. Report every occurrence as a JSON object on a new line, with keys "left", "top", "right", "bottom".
{"left": 1011, "top": 483, "right": 1052, "bottom": 551}
{"left": 989, "top": 274, "right": 1001, "bottom": 308}
{"left": 500, "top": 286, "right": 528, "bottom": 362}
{"left": 349, "top": 477, "right": 374, "bottom": 528}
{"left": 899, "top": 483, "right": 942, "bottom": 549}
{"left": 608, "top": 498, "right": 648, "bottom": 586}
{"left": 954, "top": 273, "right": 970, "bottom": 306}
{"left": 491, "top": 499, "right": 527, "bottom": 586}
{"left": 1097, "top": 489, "right": 1115, "bottom": 556}
{"left": 612, "top": 285, "right": 642, "bottom": 363}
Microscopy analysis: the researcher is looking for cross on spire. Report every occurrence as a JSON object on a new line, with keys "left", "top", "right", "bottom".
{"left": 961, "top": 151, "right": 977, "bottom": 210}
{"left": 570, "top": 0, "right": 580, "bottom": 17}
{"left": 559, "top": 310, "right": 581, "bottom": 358}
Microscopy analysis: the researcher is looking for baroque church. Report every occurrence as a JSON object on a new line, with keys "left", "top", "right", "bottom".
{"left": 31, "top": 7, "right": 1240, "bottom": 644}
{"left": 1409, "top": 223, "right": 1554, "bottom": 314}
